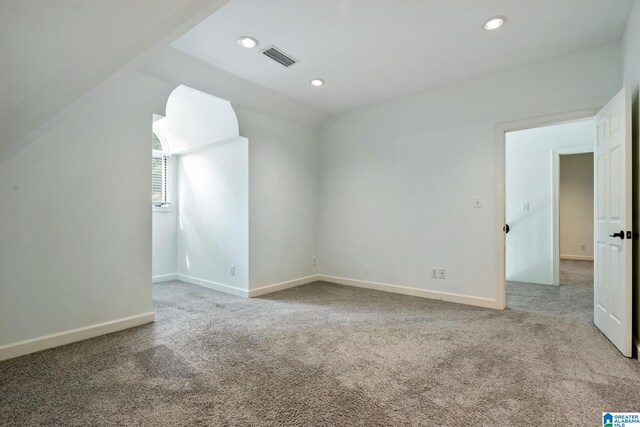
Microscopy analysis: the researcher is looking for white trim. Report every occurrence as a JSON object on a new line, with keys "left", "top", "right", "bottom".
{"left": 495, "top": 108, "right": 599, "bottom": 309}
{"left": 249, "top": 275, "right": 320, "bottom": 297}
{"left": 152, "top": 273, "right": 178, "bottom": 283}
{"left": 176, "top": 273, "right": 248, "bottom": 298}
{"left": 552, "top": 144, "right": 594, "bottom": 286}
{"left": 152, "top": 149, "right": 170, "bottom": 158}
{"left": 177, "top": 273, "right": 497, "bottom": 308}
{"left": 560, "top": 254, "right": 594, "bottom": 261}
{"left": 152, "top": 126, "right": 171, "bottom": 154}
{"left": 152, "top": 204, "right": 175, "bottom": 213}
{"left": 171, "top": 136, "right": 248, "bottom": 157}
{"left": 318, "top": 275, "right": 498, "bottom": 309}
{"left": 0, "top": 312, "right": 154, "bottom": 361}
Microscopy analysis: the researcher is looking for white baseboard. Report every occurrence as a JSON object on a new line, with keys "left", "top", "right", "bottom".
{"left": 0, "top": 312, "right": 154, "bottom": 362}
{"left": 317, "top": 275, "right": 498, "bottom": 309}
{"left": 249, "top": 275, "right": 320, "bottom": 297}
{"left": 152, "top": 273, "right": 177, "bottom": 283}
{"left": 176, "top": 273, "right": 248, "bottom": 298}
{"left": 560, "top": 254, "right": 593, "bottom": 261}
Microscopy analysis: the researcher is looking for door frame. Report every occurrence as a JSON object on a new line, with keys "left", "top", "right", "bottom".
{"left": 551, "top": 145, "right": 594, "bottom": 286}
{"left": 494, "top": 108, "right": 599, "bottom": 309}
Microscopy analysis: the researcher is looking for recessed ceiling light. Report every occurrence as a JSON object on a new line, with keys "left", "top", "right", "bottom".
{"left": 237, "top": 36, "right": 258, "bottom": 49}
{"left": 483, "top": 16, "right": 506, "bottom": 30}
{"left": 310, "top": 78, "right": 325, "bottom": 87}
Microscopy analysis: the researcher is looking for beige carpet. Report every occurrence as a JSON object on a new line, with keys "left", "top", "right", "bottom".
{"left": 1, "top": 272, "right": 639, "bottom": 426}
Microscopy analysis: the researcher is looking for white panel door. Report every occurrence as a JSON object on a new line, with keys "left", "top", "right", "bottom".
{"left": 594, "top": 87, "right": 632, "bottom": 357}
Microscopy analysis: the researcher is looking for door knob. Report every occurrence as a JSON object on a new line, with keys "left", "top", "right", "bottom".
{"left": 609, "top": 230, "right": 624, "bottom": 239}
{"left": 503, "top": 224, "right": 510, "bottom": 234}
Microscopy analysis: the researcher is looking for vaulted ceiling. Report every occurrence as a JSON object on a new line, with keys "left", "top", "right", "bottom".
{"left": 173, "top": 0, "right": 634, "bottom": 114}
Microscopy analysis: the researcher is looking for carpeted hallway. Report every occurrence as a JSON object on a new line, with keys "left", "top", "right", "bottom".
{"left": 2, "top": 271, "right": 640, "bottom": 426}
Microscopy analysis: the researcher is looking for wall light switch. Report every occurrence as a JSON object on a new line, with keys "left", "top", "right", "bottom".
{"left": 473, "top": 199, "right": 483, "bottom": 208}
{"left": 431, "top": 268, "right": 438, "bottom": 279}
{"left": 522, "top": 203, "right": 530, "bottom": 212}
{"left": 230, "top": 265, "right": 236, "bottom": 276}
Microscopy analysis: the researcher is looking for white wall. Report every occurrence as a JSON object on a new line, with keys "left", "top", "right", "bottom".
{"left": 560, "top": 153, "right": 594, "bottom": 260}
{"left": 152, "top": 155, "right": 178, "bottom": 281}
{"left": 0, "top": 72, "right": 173, "bottom": 349}
{"left": 153, "top": 106, "right": 321, "bottom": 293}
{"left": 176, "top": 138, "right": 249, "bottom": 292}
{"left": 241, "top": 110, "right": 320, "bottom": 289}
{"left": 153, "top": 104, "right": 320, "bottom": 293}
{"left": 319, "top": 44, "right": 620, "bottom": 304}
{"left": 505, "top": 121, "right": 594, "bottom": 285}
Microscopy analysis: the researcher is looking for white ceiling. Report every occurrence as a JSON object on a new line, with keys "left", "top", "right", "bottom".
{"left": 172, "top": 0, "right": 633, "bottom": 114}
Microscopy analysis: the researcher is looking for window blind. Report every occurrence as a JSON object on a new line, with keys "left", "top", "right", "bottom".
{"left": 152, "top": 155, "right": 168, "bottom": 204}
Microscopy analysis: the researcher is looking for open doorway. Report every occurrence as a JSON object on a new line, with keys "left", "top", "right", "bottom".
{"left": 504, "top": 118, "right": 595, "bottom": 310}
{"left": 498, "top": 88, "right": 632, "bottom": 357}
{"left": 558, "top": 152, "right": 594, "bottom": 289}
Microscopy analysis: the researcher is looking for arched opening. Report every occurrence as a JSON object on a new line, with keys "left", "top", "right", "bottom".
{"left": 151, "top": 85, "right": 249, "bottom": 295}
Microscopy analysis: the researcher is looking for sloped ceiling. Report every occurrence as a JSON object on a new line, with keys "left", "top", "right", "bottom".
{"left": 0, "top": 0, "right": 231, "bottom": 164}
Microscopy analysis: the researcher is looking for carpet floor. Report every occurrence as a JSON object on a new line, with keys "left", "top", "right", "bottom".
{"left": 559, "top": 259, "right": 593, "bottom": 288}
{"left": 2, "top": 272, "right": 639, "bottom": 426}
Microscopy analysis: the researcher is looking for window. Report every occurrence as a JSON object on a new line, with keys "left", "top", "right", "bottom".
{"left": 152, "top": 132, "right": 170, "bottom": 207}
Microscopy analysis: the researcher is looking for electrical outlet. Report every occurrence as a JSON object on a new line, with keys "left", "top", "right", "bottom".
{"left": 438, "top": 268, "right": 446, "bottom": 279}
{"left": 431, "top": 268, "right": 438, "bottom": 279}
{"left": 230, "top": 265, "right": 236, "bottom": 276}
{"left": 522, "top": 202, "right": 530, "bottom": 212}
{"left": 473, "top": 198, "right": 483, "bottom": 208}
{"left": 313, "top": 257, "right": 317, "bottom": 266}
{"left": 581, "top": 244, "right": 586, "bottom": 250}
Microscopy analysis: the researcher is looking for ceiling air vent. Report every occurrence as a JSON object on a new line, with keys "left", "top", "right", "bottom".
{"left": 262, "top": 46, "right": 298, "bottom": 67}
